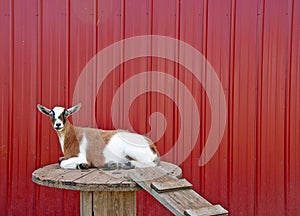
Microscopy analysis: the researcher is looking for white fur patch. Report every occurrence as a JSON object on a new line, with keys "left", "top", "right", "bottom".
{"left": 52, "top": 107, "right": 65, "bottom": 117}
{"left": 79, "top": 135, "right": 88, "bottom": 161}
{"left": 103, "top": 132, "right": 158, "bottom": 168}
{"left": 59, "top": 134, "right": 88, "bottom": 169}
{"left": 58, "top": 135, "right": 65, "bottom": 154}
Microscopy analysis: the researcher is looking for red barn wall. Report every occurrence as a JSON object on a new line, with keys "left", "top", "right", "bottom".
{"left": 0, "top": 0, "right": 299, "bottom": 215}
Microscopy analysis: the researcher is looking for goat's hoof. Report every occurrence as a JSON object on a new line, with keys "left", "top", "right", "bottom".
{"left": 77, "top": 163, "right": 89, "bottom": 169}
{"left": 103, "top": 161, "right": 118, "bottom": 170}
{"left": 122, "top": 161, "right": 135, "bottom": 170}
{"left": 58, "top": 157, "right": 65, "bottom": 165}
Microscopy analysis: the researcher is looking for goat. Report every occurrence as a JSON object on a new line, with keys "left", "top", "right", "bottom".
{"left": 37, "top": 104, "right": 160, "bottom": 170}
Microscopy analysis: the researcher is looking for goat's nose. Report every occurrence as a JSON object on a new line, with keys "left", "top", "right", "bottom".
{"left": 56, "top": 123, "right": 61, "bottom": 127}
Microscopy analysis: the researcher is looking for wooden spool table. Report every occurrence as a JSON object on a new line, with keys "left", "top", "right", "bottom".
{"left": 32, "top": 162, "right": 182, "bottom": 216}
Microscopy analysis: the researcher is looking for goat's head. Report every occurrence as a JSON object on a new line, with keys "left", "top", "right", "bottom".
{"left": 37, "top": 104, "right": 81, "bottom": 131}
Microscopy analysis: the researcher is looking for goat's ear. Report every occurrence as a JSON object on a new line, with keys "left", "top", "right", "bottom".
{"left": 37, "top": 104, "right": 51, "bottom": 116}
{"left": 66, "top": 103, "right": 81, "bottom": 116}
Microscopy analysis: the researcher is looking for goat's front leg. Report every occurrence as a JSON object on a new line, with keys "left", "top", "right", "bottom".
{"left": 59, "top": 156, "right": 89, "bottom": 169}
{"left": 58, "top": 156, "right": 66, "bottom": 165}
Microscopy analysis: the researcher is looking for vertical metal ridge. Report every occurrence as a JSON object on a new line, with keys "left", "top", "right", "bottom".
{"left": 255, "top": 0, "right": 265, "bottom": 214}
{"left": 227, "top": 0, "right": 236, "bottom": 213}
{"left": 199, "top": 0, "right": 208, "bottom": 195}
{"left": 66, "top": 0, "right": 71, "bottom": 106}
{"left": 284, "top": 0, "right": 295, "bottom": 213}
{"left": 35, "top": 1, "right": 43, "bottom": 215}
{"left": 7, "top": 0, "right": 15, "bottom": 214}
{"left": 0, "top": 1, "right": 13, "bottom": 215}
{"left": 174, "top": 0, "right": 181, "bottom": 169}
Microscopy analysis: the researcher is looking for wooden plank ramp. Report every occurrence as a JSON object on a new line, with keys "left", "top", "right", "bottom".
{"left": 129, "top": 166, "right": 228, "bottom": 216}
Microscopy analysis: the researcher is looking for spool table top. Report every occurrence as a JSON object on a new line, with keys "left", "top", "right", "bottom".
{"left": 32, "top": 161, "right": 182, "bottom": 192}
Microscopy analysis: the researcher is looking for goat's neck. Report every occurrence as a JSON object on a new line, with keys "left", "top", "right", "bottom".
{"left": 56, "top": 120, "right": 79, "bottom": 156}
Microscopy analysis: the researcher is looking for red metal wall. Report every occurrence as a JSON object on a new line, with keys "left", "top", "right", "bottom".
{"left": 0, "top": 0, "right": 299, "bottom": 215}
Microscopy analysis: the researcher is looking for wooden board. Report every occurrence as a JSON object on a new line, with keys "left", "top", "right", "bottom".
{"left": 32, "top": 161, "right": 181, "bottom": 192}
{"left": 32, "top": 162, "right": 228, "bottom": 215}
{"left": 129, "top": 167, "right": 227, "bottom": 216}
{"left": 151, "top": 178, "right": 192, "bottom": 192}
{"left": 80, "top": 191, "right": 136, "bottom": 216}
{"left": 184, "top": 205, "right": 228, "bottom": 216}
{"left": 80, "top": 191, "right": 93, "bottom": 216}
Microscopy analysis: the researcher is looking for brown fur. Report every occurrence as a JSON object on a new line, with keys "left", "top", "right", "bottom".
{"left": 57, "top": 121, "right": 80, "bottom": 159}
{"left": 83, "top": 128, "right": 116, "bottom": 167}
{"left": 150, "top": 143, "right": 160, "bottom": 156}
{"left": 57, "top": 120, "right": 119, "bottom": 168}
{"left": 99, "top": 130, "right": 117, "bottom": 144}
{"left": 57, "top": 120, "right": 159, "bottom": 168}
{"left": 144, "top": 136, "right": 160, "bottom": 156}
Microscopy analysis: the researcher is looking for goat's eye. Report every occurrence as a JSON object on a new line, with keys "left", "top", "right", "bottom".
{"left": 49, "top": 110, "right": 55, "bottom": 118}
{"left": 63, "top": 109, "right": 68, "bottom": 117}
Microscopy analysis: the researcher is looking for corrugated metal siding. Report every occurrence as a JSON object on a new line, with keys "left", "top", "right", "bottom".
{"left": 0, "top": 0, "right": 299, "bottom": 215}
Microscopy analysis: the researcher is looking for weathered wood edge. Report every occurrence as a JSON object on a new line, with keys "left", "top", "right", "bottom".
{"left": 130, "top": 176, "right": 183, "bottom": 215}
{"left": 151, "top": 178, "right": 193, "bottom": 193}
{"left": 32, "top": 161, "right": 181, "bottom": 192}
{"left": 32, "top": 172, "right": 139, "bottom": 192}
{"left": 129, "top": 167, "right": 187, "bottom": 216}
{"left": 183, "top": 204, "right": 228, "bottom": 216}
{"left": 31, "top": 164, "right": 139, "bottom": 192}
{"left": 129, "top": 167, "right": 228, "bottom": 216}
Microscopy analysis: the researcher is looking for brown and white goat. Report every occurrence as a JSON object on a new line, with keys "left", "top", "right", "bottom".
{"left": 37, "top": 104, "right": 160, "bottom": 169}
